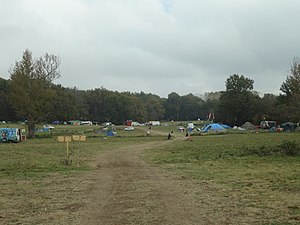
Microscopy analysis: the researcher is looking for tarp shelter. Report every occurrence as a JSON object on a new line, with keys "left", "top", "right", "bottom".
{"left": 220, "top": 124, "right": 231, "bottom": 129}
{"left": 281, "top": 122, "right": 296, "bottom": 132}
{"left": 202, "top": 123, "right": 225, "bottom": 132}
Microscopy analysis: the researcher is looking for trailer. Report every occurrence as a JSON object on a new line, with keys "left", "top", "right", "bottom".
{"left": 0, "top": 128, "right": 22, "bottom": 143}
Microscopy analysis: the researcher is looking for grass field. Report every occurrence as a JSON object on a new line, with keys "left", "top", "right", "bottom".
{"left": 145, "top": 132, "right": 300, "bottom": 225}
{"left": 0, "top": 123, "right": 299, "bottom": 224}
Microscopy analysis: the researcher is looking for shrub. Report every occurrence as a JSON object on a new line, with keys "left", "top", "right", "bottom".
{"left": 278, "top": 140, "right": 300, "bottom": 156}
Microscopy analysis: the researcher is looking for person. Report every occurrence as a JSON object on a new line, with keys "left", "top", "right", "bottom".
{"left": 167, "top": 132, "right": 171, "bottom": 140}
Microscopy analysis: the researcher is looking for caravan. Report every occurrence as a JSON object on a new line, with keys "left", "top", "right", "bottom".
{"left": 260, "top": 121, "right": 276, "bottom": 129}
{"left": 0, "top": 128, "right": 22, "bottom": 143}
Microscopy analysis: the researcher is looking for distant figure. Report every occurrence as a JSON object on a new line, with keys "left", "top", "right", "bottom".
{"left": 168, "top": 132, "right": 171, "bottom": 140}
{"left": 147, "top": 131, "right": 150, "bottom": 137}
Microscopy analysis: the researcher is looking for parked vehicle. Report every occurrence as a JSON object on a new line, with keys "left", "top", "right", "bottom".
{"left": 0, "top": 128, "right": 22, "bottom": 143}
{"left": 43, "top": 125, "right": 55, "bottom": 129}
{"left": 124, "top": 126, "right": 134, "bottom": 131}
{"left": 260, "top": 121, "right": 276, "bottom": 129}
{"left": 80, "top": 121, "right": 93, "bottom": 125}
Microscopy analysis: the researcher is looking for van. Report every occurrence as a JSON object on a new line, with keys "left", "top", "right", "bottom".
{"left": 260, "top": 121, "right": 276, "bottom": 129}
{"left": 0, "top": 128, "right": 22, "bottom": 143}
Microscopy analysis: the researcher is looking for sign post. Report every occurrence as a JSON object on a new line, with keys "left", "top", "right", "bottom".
{"left": 58, "top": 136, "right": 72, "bottom": 165}
{"left": 72, "top": 135, "right": 86, "bottom": 167}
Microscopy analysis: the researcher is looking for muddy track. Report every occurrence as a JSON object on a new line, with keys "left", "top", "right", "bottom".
{"left": 78, "top": 141, "right": 208, "bottom": 225}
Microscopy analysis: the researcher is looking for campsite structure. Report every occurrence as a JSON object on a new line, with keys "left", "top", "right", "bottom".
{"left": 281, "top": 122, "right": 296, "bottom": 132}
{"left": 260, "top": 120, "right": 276, "bottom": 129}
{"left": 148, "top": 121, "right": 160, "bottom": 126}
{"left": 202, "top": 123, "right": 227, "bottom": 133}
{"left": 0, "top": 128, "right": 23, "bottom": 143}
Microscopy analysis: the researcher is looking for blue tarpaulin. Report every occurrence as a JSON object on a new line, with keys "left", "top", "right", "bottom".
{"left": 202, "top": 123, "right": 226, "bottom": 132}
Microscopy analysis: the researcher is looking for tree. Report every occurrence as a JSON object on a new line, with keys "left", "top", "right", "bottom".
{"left": 218, "top": 74, "right": 255, "bottom": 125}
{"left": 225, "top": 74, "right": 254, "bottom": 93}
{"left": 9, "top": 49, "right": 61, "bottom": 138}
{"left": 165, "top": 92, "right": 182, "bottom": 121}
{"left": 201, "top": 92, "right": 221, "bottom": 121}
{"left": 280, "top": 58, "right": 300, "bottom": 98}
{"left": 142, "top": 94, "right": 165, "bottom": 121}
{"left": 48, "top": 85, "right": 80, "bottom": 122}
{"left": 180, "top": 94, "right": 204, "bottom": 121}
{"left": 0, "top": 78, "right": 16, "bottom": 121}
{"left": 279, "top": 58, "right": 300, "bottom": 121}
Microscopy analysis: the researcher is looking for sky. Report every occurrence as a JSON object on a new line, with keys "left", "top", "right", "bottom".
{"left": 1, "top": 0, "right": 300, "bottom": 97}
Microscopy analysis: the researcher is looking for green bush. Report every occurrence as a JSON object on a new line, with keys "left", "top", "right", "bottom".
{"left": 278, "top": 140, "right": 300, "bottom": 156}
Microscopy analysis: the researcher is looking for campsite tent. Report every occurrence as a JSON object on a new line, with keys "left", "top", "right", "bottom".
{"left": 281, "top": 122, "right": 296, "bottom": 132}
{"left": 220, "top": 124, "right": 231, "bottom": 129}
{"left": 106, "top": 130, "right": 116, "bottom": 137}
{"left": 202, "top": 123, "right": 225, "bottom": 132}
{"left": 241, "top": 122, "right": 255, "bottom": 130}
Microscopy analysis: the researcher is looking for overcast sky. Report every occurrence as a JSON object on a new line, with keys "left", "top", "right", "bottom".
{"left": 1, "top": 0, "right": 300, "bottom": 97}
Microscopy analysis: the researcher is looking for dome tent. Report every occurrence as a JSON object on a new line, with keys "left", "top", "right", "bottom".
{"left": 241, "top": 122, "right": 255, "bottom": 130}
{"left": 202, "top": 123, "right": 226, "bottom": 132}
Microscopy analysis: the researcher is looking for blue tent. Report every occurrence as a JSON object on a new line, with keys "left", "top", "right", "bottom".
{"left": 202, "top": 123, "right": 225, "bottom": 132}
{"left": 220, "top": 124, "right": 231, "bottom": 129}
{"left": 106, "top": 130, "right": 115, "bottom": 137}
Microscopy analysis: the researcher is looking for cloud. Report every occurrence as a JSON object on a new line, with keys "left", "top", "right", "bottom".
{"left": 1, "top": 0, "right": 300, "bottom": 97}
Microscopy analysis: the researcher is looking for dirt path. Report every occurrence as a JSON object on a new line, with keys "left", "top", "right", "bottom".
{"left": 78, "top": 140, "right": 209, "bottom": 225}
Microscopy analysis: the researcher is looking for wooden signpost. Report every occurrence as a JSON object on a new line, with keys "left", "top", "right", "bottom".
{"left": 58, "top": 135, "right": 86, "bottom": 166}
{"left": 72, "top": 135, "right": 86, "bottom": 167}
{"left": 58, "top": 136, "right": 72, "bottom": 165}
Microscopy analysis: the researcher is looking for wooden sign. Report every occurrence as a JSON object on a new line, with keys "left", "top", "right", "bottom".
{"left": 57, "top": 136, "right": 72, "bottom": 142}
{"left": 72, "top": 135, "right": 80, "bottom": 141}
{"left": 79, "top": 135, "right": 86, "bottom": 141}
{"left": 65, "top": 136, "right": 72, "bottom": 142}
{"left": 57, "top": 136, "right": 65, "bottom": 142}
{"left": 72, "top": 135, "right": 86, "bottom": 142}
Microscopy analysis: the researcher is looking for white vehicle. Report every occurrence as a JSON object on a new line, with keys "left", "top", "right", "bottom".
{"left": 124, "top": 126, "right": 134, "bottom": 131}
{"left": 80, "top": 121, "right": 93, "bottom": 125}
{"left": 148, "top": 121, "right": 160, "bottom": 126}
{"left": 43, "top": 125, "right": 55, "bottom": 129}
{"left": 132, "top": 121, "right": 140, "bottom": 126}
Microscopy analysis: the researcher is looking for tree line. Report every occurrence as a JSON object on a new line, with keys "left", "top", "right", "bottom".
{"left": 1, "top": 50, "right": 300, "bottom": 137}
